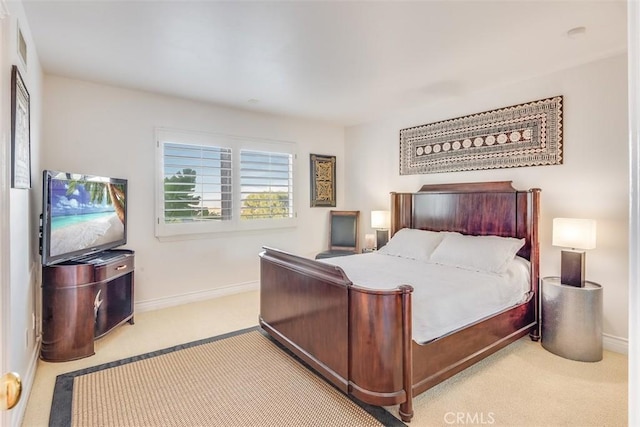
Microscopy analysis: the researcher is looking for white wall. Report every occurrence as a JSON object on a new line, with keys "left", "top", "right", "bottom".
{"left": 42, "top": 76, "right": 345, "bottom": 307}
{"left": 345, "top": 53, "right": 629, "bottom": 345}
{"left": 1, "top": 0, "right": 43, "bottom": 425}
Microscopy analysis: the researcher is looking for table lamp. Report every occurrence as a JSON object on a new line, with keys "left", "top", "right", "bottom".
{"left": 371, "top": 210, "right": 390, "bottom": 249}
{"left": 552, "top": 218, "right": 597, "bottom": 287}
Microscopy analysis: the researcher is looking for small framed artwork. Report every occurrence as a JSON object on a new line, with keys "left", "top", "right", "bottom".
{"left": 310, "top": 154, "right": 336, "bottom": 207}
{"left": 11, "top": 65, "right": 31, "bottom": 189}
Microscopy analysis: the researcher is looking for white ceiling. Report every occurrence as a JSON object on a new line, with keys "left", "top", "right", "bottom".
{"left": 22, "top": 0, "right": 627, "bottom": 126}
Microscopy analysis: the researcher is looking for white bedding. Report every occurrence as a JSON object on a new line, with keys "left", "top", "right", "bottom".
{"left": 320, "top": 252, "right": 531, "bottom": 343}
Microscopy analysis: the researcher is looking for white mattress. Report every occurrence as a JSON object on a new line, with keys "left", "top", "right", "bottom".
{"left": 320, "top": 252, "right": 530, "bottom": 343}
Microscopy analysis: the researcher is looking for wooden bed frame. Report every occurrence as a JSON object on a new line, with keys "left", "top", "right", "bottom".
{"left": 259, "top": 181, "right": 540, "bottom": 422}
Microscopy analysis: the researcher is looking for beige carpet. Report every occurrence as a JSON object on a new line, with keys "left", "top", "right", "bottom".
{"left": 51, "top": 328, "right": 404, "bottom": 427}
{"left": 385, "top": 337, "right": 628, "bottom": 427}
{"left": 26, "top": 292, "right": 628, "bottom": 427}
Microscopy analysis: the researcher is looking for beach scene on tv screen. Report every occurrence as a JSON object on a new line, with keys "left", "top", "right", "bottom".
{"left": 49, "top": 178, "right": 125, "bottom": 257}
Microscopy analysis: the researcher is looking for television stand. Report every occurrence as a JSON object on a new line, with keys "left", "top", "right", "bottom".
{"left": 40, "top": 249, "right": 135, "bottom": 362}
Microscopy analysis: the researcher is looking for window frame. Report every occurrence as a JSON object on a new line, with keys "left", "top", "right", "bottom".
{"left": 155, "top": 128, "right": 297, "bottom": 238}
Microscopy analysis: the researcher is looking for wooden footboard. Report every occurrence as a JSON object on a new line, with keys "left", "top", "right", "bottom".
{"left": 349, "top": 284, "right": 414, "bottom": 419}
{"left": 259, "top": 247, "right": 415, "bottom": 418}
{"left": 259, "top": 247, "right": 351, "bottom": 392}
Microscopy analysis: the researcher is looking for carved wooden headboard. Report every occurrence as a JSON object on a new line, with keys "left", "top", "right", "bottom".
{"left": 390, "top": 181, "right": 540, "bottom": 262}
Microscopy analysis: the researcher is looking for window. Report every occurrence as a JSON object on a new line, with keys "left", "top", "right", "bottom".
{"left": 156, "top": 129, "right": 296, "bottom": 237}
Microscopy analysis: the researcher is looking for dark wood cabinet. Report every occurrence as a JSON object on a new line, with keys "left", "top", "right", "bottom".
{"left": 41, "top": 249, "right": 134, "bottom": 362}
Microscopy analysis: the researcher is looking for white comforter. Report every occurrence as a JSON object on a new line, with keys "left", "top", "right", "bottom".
{"left": 320, "top": 252, "right": 530, "bottom": 343}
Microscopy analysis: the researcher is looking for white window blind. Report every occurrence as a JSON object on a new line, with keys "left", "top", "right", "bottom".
{"left": 240, "top": 150, "right": 293, "bottom": 220}
{"left": 163, "top": 142, "right": 233, "bottom": 223}
{"left": 156, "top": 129, "right": 297, "bottom": 237}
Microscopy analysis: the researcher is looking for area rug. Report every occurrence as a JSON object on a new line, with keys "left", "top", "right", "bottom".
{"left": 49, "top": 327, "right": 405, "bottom": 427}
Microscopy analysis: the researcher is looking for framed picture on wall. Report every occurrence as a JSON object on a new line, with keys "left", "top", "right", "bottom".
{"left": 11, "top": 65, "right": 31, "bottom": 189}
{"left": 310, "top": 154, "right": 336, "bottom": 207}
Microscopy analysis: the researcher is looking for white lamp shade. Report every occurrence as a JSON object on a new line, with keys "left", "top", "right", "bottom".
{"left": 371, "top": 210, "right": 390, "bottom": 229}
{"left": 552, "top": 218, "right": 597, "bottom": 250}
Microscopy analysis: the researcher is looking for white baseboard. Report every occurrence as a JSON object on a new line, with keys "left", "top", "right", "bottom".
{"left": 603, "top": 333, "right": 628, "bottom": 355}
{"left": 135, "top": 281, "right": 259, "bottom": 313}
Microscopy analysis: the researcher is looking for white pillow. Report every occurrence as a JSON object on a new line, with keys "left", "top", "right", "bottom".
{"left": 377, "top": 228, "right": 444, "bottom": 261}
{"left": 429, "top": 233, "right": 526, "bottom": 274}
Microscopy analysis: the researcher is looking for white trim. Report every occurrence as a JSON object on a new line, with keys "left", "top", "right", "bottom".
{"left": 0, "top": 2, "right": 11, "bottom": 427}
{"left": 134, "top": 280, "right": 259, "bottom": 313}
{"left": 628, "top": 0, "right": 639, "bottom": 425}
{"left": 603, "top": 333, "right": 628, "bottom": 355}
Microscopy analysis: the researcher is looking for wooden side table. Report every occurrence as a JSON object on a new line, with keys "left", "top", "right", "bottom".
{"left": 541, "top": 276, "right": 603, "bottom": 362}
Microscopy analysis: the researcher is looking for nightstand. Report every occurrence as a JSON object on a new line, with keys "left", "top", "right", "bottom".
{"left": 541, "top": 276, "right": 603, "bottom": 362}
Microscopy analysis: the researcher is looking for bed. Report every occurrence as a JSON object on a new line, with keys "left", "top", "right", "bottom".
{"left": 259, "top": 181, "right": 540, "bottom": 422}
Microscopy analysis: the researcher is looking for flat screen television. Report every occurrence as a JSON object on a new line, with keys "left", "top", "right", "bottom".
{"left": 40, "top": 170, "right": 128, "bottom": 265}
